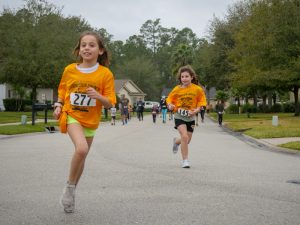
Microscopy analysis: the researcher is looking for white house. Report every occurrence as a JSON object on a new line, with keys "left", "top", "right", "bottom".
{"left": 0, "top": 84, "right": 6, "bottom": 110}
{"left": 0, "top": 80, "right": 146, "bottom": 111}
{"left": 0, "top": 83, "right": 54, "bottom": 111}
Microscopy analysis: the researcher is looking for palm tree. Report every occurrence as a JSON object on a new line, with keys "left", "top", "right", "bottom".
{"left": 171, "top": 44, "right": 193, "bottom": 75}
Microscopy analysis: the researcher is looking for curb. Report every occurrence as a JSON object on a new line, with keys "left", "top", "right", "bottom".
{"left": 206, "top": 115, "right": 300, "bottom": 155}
{"left": 220, "top": 124, "right": 300, "bottom": 156}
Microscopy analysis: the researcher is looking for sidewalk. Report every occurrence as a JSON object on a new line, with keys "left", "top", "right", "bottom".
{"left": 0, "top": 119, "right": 56, "bottom": 126}
{"left": 260, "top": 137, "right": 300, "bottom": 145}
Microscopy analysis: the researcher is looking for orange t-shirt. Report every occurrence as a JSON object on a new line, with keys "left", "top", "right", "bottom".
{"left": 58, "top": 63, "right": 116, "bottom": 130}
{"left": 166, "top": 83, "right": 207, "bottom": 112}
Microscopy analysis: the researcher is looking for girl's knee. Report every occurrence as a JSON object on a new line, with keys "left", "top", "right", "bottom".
{"left": 75, "top": 144, "right": 89, "bottom": 158}
{"left": 181, "top": 134, "right": 189, "bottom": 143}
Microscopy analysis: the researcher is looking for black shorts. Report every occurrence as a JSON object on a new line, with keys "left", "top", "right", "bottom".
{"left": 174, "top": 119, "right": 195, "bottom": 133}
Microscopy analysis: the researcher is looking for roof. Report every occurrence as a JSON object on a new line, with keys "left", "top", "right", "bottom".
{"left": 114, "top": 79, "right": 128, "bottom": 93}
{"left": 114, "top": 79, "right": 146, "bottom": 96}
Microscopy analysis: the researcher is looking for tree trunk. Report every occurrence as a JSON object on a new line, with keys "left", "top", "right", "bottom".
{"left": 253, "top": 94, "right": 258, "bottom": 107}
{"left": 293, "top": 85, "right": 299, "bottom": 116}
{"left": 237, "top": 97, "right": 240, "bottom": 107}
{"left": 31, "top": 86, "right": 38, "bottom": 102}
{"left": 262, "top": 95, "right": 267, "bottom": 113}
{"left": 268, "top": 94, "right": 273, "bottom": 107}
{"left": 272, "top": 93, "right": 277, "bottom": 104}
{"left": 245, "top": 96, "right": 249, "bottom": 104}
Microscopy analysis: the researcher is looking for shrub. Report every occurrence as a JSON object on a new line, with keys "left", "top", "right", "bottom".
{"left": 258, "top": 104, "right": 271, "bottom": 113}
{"left": 271, "top": 103, "right": 282, "bottom": 113}
{"left": 283, "top": 102, "right": 295, "bottom": 113}
{"left": 3, "top": 99, "right": 33, "bottom": 111}
{"left": 241, "top": 103, "right": 258, "bottom": 113}
{"left": 227, "top": 104, "right": 239, "bottom": 114}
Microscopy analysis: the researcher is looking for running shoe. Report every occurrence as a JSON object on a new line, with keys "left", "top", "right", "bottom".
{"left": 60, "top": 182, "right": 76, "bottom": 213}
{"left": 172, "top": 137, "right": 179, "bottom": 154}
{"left": 182, "top": 159, "right": 190, "bottom": 168}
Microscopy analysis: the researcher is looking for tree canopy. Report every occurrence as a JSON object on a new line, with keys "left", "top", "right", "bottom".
{"left": 0, "top": 0, "right": 299, "bottom": 116}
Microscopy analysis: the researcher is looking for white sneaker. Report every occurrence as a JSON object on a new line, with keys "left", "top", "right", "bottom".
{"left": 172, "top": 137, "right": 179, "bottom": 154}
{"left": 182, "top": 160, "right": 190, "bottom": 168}
{"left": 60, "top": 182, "right": 76, "bottom": 213}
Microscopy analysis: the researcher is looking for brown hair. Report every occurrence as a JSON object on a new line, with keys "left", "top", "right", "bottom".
{"left": 177, "top": 65, "right": 199, "bottom": 85}
{"left": 73, "top": 31, "right": 109, "bottom": 67}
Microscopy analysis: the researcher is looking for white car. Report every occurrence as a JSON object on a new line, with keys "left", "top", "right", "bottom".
{"left": 144, "top": 101, "right": 160, "bottom": 109}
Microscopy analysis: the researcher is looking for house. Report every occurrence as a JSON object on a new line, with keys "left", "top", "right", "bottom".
{"left": 0, "top": 83, "right": 53, "bottom": 111}
{"left": 0, "top": 79, "right": 146, "bottom": 111}
{"left": 114, "top": 79, "right": 146, "bottom": 106}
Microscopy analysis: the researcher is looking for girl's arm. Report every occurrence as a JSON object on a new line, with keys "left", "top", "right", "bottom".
{"left": 166, "top": 88, "right": 177, "bottom": 111}
{"left": 53, "top": 98, "right": 64, "bottom": 120}
{"left": 188, "top": 107, "right": 200, "bottom": 117}
{"left": 86, "top": 87, "right": 112, "bottom": 108}
{"left": 54, "top": 69, "right": 67, "bottom": 120}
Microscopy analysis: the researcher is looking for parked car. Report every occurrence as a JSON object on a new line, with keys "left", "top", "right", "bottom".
{"left": 144, "top": 101, "right": 160, "bottom": 109}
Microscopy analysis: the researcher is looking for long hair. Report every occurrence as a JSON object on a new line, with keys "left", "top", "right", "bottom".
{"left": 177, "top": 65, "right": 199, "bottom": 85}
{"left": 73, "top": 31, "right": 109, "bottom": 67}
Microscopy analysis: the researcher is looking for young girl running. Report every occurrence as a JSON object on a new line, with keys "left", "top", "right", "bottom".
{"left": 53, "top": 31, "right": 116, "bottom": 213}
{"left": 166, "top": 65, "right": 207, "bottom": 168}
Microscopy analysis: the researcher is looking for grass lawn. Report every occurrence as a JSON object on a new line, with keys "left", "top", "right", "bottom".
{"left": 279, "top": 141, "right": 300, "bottom": 151}
{"left": 210, "top": 113, "right": 300, "bottom": 139}
{"left": 0, "top": 111, "right": 47, "bottom": 124}
{"left": 0, "top": 111, "right": 122, "bottom": 135}
{"left": 0, "top": 122, "right": 58, "bottom": 135}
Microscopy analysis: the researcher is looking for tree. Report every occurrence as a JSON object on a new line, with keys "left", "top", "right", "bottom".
{"left": 171, "top": 44, "right": 193, "bottom": 75}
{"left": 0, "top": 0, "right": 91, "bottom": 101}
{"left": 115, "top": 57, "right": 160, "bottom": 100}
{"left": 215, "top": 90, "right": 229, "bottom": 102}
{"left": 140, "top": 18, "right": 163, "bottom": 55}
{"left": 230, "top": 0, "right": 300, "bottom": 116}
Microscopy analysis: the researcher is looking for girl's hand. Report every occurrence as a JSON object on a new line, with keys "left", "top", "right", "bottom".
{"left": 86, "top": 87, "right": 100, "bottom": 99}
{"left": 188, "top": 109, "right": 199, "bottom": 117}
{"left": 168, "top": 103, "right": 175, "bottom": 111}
{"left": 53, "top": 106, "right": 62, "bottom": 120}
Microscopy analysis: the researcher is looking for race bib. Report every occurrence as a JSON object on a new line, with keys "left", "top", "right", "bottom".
{"left": 177, "top": 108, "right": 189, "bottom": 117}
{"left": 70, "top": 93, "right": 96, "bottom": 107}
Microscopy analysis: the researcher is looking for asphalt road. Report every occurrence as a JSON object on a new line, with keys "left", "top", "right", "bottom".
{"left": 0, "top": 114, "right": 300, "bottom": 225}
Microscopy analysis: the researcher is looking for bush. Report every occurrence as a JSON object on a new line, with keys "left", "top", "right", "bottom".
{"left": 258, "top": 104, "right": 271, "bottom": 113}
{"left": 283, "top": 102, "right": 295, "bottom": 113}
{"left": 227, "top": 104, "right": 239, "bottom": 114}
{"left": 242, "top": 103, "right": 258, "bottom": 113}
{"left": 3, "top": 99, "right": 33, "bottom": 111}
{"left": 271, "top": 103, "right": 282, "bottom": 113}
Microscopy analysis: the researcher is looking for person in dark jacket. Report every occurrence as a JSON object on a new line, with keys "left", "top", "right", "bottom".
{"left": 216, "top": 100, "right": 225, "bottom": 126}
{"left": 136, "top": 97, "right": 145, "bottom": 121}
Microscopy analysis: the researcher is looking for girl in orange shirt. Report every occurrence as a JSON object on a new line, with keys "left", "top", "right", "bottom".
{"left": 166, "top": 65, "right": 207, "bottom": 168}
{"left": 53, "top": 31, "right": 116, "bottom": 213}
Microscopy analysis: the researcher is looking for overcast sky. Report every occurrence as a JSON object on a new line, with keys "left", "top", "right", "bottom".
{"left": 1, "top": 0, "right": 240, "bottom": 41}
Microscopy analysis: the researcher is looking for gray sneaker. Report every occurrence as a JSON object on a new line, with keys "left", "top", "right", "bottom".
{"left": 172, "top": 137, "right": 179, "bottom": 154}
{"left": 60, "top": 183, "right": 76, "bottom": 213}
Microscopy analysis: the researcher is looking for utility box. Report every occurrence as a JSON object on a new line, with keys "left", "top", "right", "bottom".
{"left": 272, "top": 115, "right": 278, "bottom": 126}
{"left": 21, "top": 115, "right": 27, "bottom": 125}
